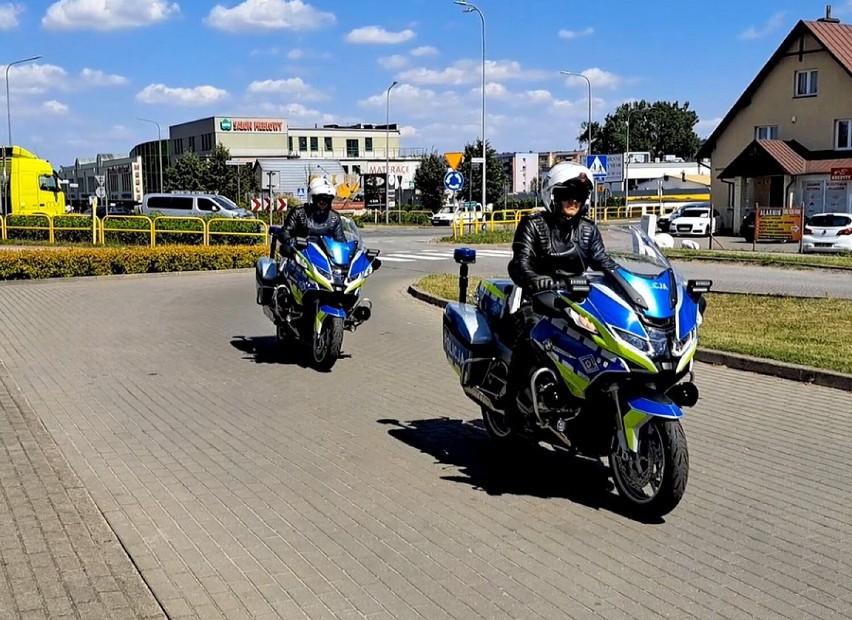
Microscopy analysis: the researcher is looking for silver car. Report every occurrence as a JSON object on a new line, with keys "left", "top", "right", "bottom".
{"left": 140, "top": 193, "right": 251, "bottom": 218}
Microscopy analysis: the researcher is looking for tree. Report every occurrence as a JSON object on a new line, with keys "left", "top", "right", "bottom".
{"left": 576, "top": 100, "right": 700, "bottom": 160}
{"left": 457, "top": 139, "right": 507, "bottom": 207}
{"left": 163, "top": 144, "right": 259, "bottom": 205}
{"left": 413, "top": 152, "right": 446, "bottom": 213}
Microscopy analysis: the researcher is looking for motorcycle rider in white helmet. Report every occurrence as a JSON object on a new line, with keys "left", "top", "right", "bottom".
{"left": 277, "top": 176, "right": 346, "bottom": 254}
{"left": 504, "top": 161, "right": 617, "bottom": 430}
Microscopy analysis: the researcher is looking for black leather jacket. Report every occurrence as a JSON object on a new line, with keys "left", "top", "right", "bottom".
{"left": 508, "top": 212, "right": 617, "bottom": 291}
{"left": 278, "top": 205, "right": 346, "bottom": 245}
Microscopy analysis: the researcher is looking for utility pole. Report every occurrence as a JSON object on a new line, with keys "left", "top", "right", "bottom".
{"left": 266, "top": 170, "right": 276, "bottom": 226}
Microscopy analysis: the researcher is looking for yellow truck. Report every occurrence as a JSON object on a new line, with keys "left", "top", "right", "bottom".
{"left": 0, "top": 146, "right": 67, "bottom": 217}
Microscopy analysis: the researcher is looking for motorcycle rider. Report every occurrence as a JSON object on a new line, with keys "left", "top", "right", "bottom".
{"left": 277, "top": 176, "right": 346, "bottom": 254}
{"left": 504, "top": 161, "right": 617, "bottom": 429}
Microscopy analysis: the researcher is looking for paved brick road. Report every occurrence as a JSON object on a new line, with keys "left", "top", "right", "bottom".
{"left": 0, "top": 269, "right": 850, "bottom": 619}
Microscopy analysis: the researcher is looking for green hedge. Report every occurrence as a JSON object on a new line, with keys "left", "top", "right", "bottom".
{"left": 0, "top": 245, "right": 266, "bottom": 280}
{"left": 2, "top": 214, "right": 267, "bottom": 247}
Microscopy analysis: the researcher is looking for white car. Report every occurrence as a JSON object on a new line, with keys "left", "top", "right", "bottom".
{"left": 431, "top": 203, "right": 484, "bottom": 226}
{"left": 802, "top": 213, "right": 852, "bottom": 253}
{"left": 670, "top": 206, "right": 723, "bottom": 237}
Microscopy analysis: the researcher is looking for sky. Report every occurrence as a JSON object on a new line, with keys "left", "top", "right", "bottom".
{"left": 2, "top": 0, "right": 851, "bottom": 169}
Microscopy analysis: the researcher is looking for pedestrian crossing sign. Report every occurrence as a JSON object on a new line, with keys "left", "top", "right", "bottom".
{"left": 585, "top": 155, "right": 608, "bottom": 179}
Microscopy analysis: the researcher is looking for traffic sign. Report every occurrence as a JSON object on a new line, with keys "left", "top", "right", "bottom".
{"left": 296, "top": 187, "right": 307, "bottom": 200}
{"left": 586, "top": 155, "right": 608, "bottom": 179}
{"left": 444, "top": 152, "right": 463, "bottom": 170}
{"left": 605, "top": 153, "right": 624, "bottom": 184}
{"left": 444, "top": 170, "right": 464, "bottom": 192}
{"left": 94, "top": 186, "right": 106, "bottom": 199}
{"left": 95, "top": 175, "right": 105, "bottom": 186}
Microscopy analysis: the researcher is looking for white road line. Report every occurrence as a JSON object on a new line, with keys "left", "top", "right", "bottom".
{"left": 384, "top": 253, "right": 447, "bottom": 261}
{"left": 379, "top": 256, "right": 416, "bottom": 262}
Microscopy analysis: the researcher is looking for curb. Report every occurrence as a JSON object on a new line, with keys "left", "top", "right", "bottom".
{"left": 407, "top": 284, "right": 852, "bottom": 392}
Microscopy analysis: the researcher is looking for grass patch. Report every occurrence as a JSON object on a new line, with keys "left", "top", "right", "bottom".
{"left": 664, "top": 248, "right": 852, "bottom": 270}
{"left": 414, "top": 274, "right": 852, "bottom": 374}
{"left": 436, "top": 229, "right": 515, "bottom": 244}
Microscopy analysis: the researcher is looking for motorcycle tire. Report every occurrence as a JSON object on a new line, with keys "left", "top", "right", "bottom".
{"left": 609, "top": 418, "right": 688, "bottom": 519}
{"left": 312, "top": 315, "right": 344, "bottom": 372}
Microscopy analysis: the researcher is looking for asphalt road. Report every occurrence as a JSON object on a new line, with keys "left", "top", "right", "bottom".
{"left": 0, "top": 258, "right": 850, "bottom": 619}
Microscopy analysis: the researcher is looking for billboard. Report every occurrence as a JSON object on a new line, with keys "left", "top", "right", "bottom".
{"left": 362, "top": 173, "right": 388, "bottom": 209}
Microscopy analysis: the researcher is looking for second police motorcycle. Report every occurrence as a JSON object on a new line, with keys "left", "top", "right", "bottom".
{"left": 255, "top": 178, "right": 382, "bottom": 371}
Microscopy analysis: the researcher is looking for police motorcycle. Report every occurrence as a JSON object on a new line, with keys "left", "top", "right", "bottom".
{"left": 255, "top": 217, "right": 381, "bottom": 371}
{"left": 442, "top": 226, "right": 711, "bottom": 518}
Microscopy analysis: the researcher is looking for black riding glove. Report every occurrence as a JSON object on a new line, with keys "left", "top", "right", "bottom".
{"left": 529, "top": 276, "right": 554, "bottom": 293}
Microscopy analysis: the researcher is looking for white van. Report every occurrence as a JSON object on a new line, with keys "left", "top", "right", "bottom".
{"left": 139, "top": 193, "right": 251, "bottom": 218}
{"left": 431, "top": 201, "right": 484, "bottom": 226}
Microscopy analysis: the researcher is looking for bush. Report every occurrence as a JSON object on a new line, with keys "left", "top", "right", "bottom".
{"left": 207, "top": 218, "right": 267, "bottom": 246}
{"left": 0, "top": 245, "right": 266, "bottom": 280}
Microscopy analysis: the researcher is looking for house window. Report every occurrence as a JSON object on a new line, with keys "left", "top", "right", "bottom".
{"left": 298, "top": 136, "right": 307, "bottom": 151}
{"left": 324, "top": 137, "right": 333, "bottom": 151}
{"left": 310, "top": 137, "right": 318, "bottom": 152}
{"left": 365, "top": 137, "right": 373, "bottom": 152}
{"left": 288, "top": 136, "right": 293, "bottom": 151}
{"left": 836, "top": 119, "right": 852, "bottom": 150}
{"left": 755, "top": 125, "right": 779, "bottom": 140}
{"left": 346, "top": 139, "right": 359, "bottom": 157}
{"left": 795, "top": 69, "right": 818, "bottom": 97}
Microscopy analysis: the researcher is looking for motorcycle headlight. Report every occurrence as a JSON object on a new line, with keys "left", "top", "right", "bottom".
{"left": 613, "top": 327, "right": 651, "bottom": 353}
{"left": 645, "top": 326, "right": 671, "bottom": 358}
{"left": 672, "top": 328, "right": 695, "bottom": 357}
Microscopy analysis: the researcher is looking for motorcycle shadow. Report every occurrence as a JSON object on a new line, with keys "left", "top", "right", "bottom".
{"left": 229, "top": 335, "right": 352, "bottom": 368}
{"left": 378, "top": 417, "right": 664, "bottom": 523}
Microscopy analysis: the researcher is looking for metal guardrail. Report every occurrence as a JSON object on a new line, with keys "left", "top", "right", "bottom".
{"left": 0, "top": 214, "right": 268, "bottom": 247}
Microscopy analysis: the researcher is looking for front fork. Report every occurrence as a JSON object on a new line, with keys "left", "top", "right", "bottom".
{"left": 607, "top": 385, "right": 648, "bottom": 468}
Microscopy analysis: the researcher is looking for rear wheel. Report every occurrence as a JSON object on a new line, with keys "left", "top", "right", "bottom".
{"left": 610, "top": 418, "right": 688, "bottom": 519}
{"left": 312, "top": 316, "right": 344, "bottom": 371}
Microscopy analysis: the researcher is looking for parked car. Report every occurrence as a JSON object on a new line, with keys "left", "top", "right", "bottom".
{"left": 670, "top": 206, "right": 723, "bottom": 236}
{"left": 140, "top": 193, "right": 251, "bottom": 218}
{"left": 657, "top": 202, "right": 710, "bottom": 233}
{"left": 802, "top": 212, "right": 852, "bottom": 253}
{"left": 431, "top": 202, "right": 484, "bottom": 226}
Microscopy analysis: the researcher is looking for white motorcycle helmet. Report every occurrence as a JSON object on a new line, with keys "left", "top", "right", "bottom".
{"left": 540, "top": 161, "right": 595, "bottom": 216}
{"left": 308, "top": 177, "right": 336, "bottom": 209}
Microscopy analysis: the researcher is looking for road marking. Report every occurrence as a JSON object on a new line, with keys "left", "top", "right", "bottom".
{"left": 379, "top": 256, "right": 416, "bottom": 262}
{"left": 383, "top": 253, "right": 447, "bottom": 261}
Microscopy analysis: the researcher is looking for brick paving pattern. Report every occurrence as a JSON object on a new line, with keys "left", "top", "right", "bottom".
{"left": 0, "top": 269, "right": 850, "bottom": 619}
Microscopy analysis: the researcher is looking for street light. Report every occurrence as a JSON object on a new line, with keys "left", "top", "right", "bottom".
{"left": 454, "top": 0, "right": 486, "bottom": 212}
{"left": 136, "top": 117, "right": 163, "bottom": 193}
{"left": 2, "top": 55, "right": 42, "bottom": 215}
{"left": 384, "top": 80, "right": 397, "bottom": 225}
{"left": 624, "top": 106, "right": 654, "bottom": 206}
{"left": 559, "top": 71, "right": 592, "bottom": 156}
{"left": 5, "top": 55, "right": 41, "bottom": 147}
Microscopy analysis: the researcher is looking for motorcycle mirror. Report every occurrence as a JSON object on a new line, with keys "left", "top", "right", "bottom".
{"left": 366, "top": 248, "right": 381, "bottom": 260}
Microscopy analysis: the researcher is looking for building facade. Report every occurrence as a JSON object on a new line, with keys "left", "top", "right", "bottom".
{"left": 58, "top": 154, "right": 144, "bottom": 210}
{"left": 697, "top": 10, "right": 852, "bottom": 231}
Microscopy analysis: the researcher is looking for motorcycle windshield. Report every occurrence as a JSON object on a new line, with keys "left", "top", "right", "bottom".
{"left": 600, "top": 226, "right": 676, "bottom": 320}
{"left": 322, "top": 237, "right": 357, "bottom": 266}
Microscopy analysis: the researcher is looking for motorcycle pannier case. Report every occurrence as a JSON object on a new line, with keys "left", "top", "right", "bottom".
{"left": 255, "top": 257, "right": 278, "bottom": 305}
{"left": 442, "top": 302, "right": 494, "bottom": 376}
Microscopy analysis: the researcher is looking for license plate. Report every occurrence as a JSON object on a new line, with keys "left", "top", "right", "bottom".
{"left": 815, "top": 242, "right": 833, "bottom": 247}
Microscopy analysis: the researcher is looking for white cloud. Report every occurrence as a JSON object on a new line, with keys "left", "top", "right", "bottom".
{"left": 135, "top": 83, "right": 229, "bottom": 105}
{"left": 1, "top": 62, "right": 66, "bottom": 95}
{"left": 42, "top": 100, "right": 68, "bottom": 114}
{"left": 562, "top": 68, "right": 622, "bottom": 90}
{"left": 739, "top": 11, "right": 786, "bottom": 40}
{"left": 205, "top": 0, "right": 335, "bottom": 33}
{"left": 287, "top": 48, "right": 304, "bottom": 59}
{"left": 0, "top": 3, "right": 24, "bottom": 30}
{"left": 249, "top": 47, "right": 281, "bottom": 57}
{"left": 247, "top": 77, "right": 326, "bottom": 100}
{"left": 285, "top": 47, "right": 331, "bottom": 60}
{"left": 346, "top": 25, "right": 415, "bottom": 44}
{"left": 558, "top": 27, "right": 594, "bottom": 40}
{"left": 410, "top": 46, "right": 438, "bottom": 57}
{"left": 696, "top": 116, "right": 722, "bottom": 137}
{"left": 484, "top": 84, "right": 554, "bottom": 106}
{"left": 80, "top": 68, "right": 128, "bottom": 86}
{"left": 378, "top": 55, "right": 408, "bottom": 70}
{"left": 398, "top": 59, "right": 548, "bottom": 86}
{"left": 42, "top": 0, "right": 179, "bottom": 31}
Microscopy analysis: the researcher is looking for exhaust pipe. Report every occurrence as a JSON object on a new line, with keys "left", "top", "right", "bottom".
{"left": 352, "top": 305, "right": 371, "bottom": 322}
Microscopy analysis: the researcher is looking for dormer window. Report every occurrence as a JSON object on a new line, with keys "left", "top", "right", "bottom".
{"left": 795, "top": 69, "right": 818, "bottom": 97}
{"left": 755, "top": 125, "right": 779, "bottom": 140}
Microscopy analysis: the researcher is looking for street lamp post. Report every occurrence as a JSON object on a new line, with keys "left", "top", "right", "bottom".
{"left": 384, "top": 80, "right": 397, "bottom": 225}
{"left": 624, "top": 106, "right": 653, "bottom": 207}
{"left": 2, "top": 55, "right": 42, "bottom": 216}
{"left": 136, "top": 117, "right": 163, "bottom": 193}
{"left": 454, "top": 1, "right": 486, "bottom": 213}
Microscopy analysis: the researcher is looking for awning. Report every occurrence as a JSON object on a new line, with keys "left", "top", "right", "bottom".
{"left": 720, "top": 139, "right": 852, "bottom": 179}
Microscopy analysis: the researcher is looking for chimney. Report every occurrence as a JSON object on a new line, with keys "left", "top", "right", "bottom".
{"left": 818, "top": 4, "right": 841, "bottom": 23}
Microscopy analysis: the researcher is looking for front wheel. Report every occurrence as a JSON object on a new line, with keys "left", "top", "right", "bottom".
{"left": 609, "top": 418, "right": 688, "bottom": 519}
{"left": 312, "top": 315, "right": 344, "bottom": 371}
